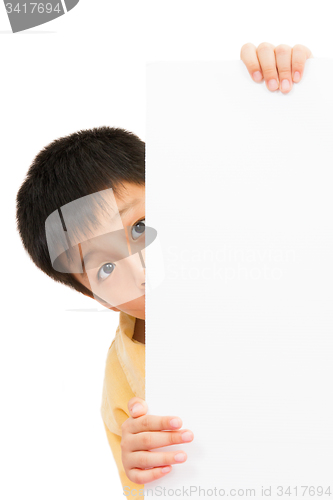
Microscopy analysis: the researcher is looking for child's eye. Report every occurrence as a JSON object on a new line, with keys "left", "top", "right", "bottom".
{"left": 132, "top": 218, "right": 145, "bottom": 240}
{"left": 96, "top": 220, "right": 145, "bottom": 281}
{"left": 97, "top": 263, "right": 115, "bottom": 281}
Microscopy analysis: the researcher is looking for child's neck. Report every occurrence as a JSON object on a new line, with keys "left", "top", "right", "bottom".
{"left": 133, "top": 318, "right": 145, "bottom": 345}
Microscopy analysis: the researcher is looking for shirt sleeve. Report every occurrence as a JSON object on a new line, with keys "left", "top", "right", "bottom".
{"left": 101, "top": 340, "right": 145, "bottom": 497}
{"left": 102, "top": 421, "right": 145, "bottom": 498}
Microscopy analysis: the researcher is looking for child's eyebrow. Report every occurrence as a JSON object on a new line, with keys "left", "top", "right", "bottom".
{"left": 81, "top": 247, "right": 108, "bottom": 271}
{"left": 109, "top": 198, "right": 143, "bottom": 223}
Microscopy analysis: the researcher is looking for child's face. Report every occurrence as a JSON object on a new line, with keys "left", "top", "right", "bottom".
{"left": 72, "top": 182, "right": 146, "bottom": 320}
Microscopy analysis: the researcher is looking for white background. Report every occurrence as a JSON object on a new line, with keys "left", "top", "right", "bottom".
{"left": 1, "top": 1, "right": 333, "bottom": 498}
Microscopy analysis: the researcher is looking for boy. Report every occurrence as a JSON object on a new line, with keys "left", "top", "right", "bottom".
{"left": 16, "top": 42, "right": 313, "bottom": 498}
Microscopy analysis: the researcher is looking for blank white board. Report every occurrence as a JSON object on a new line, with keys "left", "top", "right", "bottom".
{"left": 146, "top": 59, "right": 333, "bottom": 498}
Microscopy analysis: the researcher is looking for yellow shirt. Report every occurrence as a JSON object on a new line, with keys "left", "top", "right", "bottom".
{"left": 101, "top": 311, "right": 145, "bottom": 497}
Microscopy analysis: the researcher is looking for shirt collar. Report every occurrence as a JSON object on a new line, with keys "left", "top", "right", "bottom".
{"left": 115, "top": 311, "right": 145, "bottom": 399}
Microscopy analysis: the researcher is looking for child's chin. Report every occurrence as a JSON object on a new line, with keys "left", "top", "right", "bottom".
{"left": 129, "top": 307, "right": 145, "bottom": 320}
{"left": 132, "top": 309, "right": 145, "bottom": 320}
{"left": 115, "top": 294, "right": 145, "bottom": 318}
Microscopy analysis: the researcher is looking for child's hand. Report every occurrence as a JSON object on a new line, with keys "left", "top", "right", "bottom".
{"left": 121, "top": 397, "right": 194, "bottom": 484}
{"left": 240, "top": 42, "right": 313, "bottom": 93}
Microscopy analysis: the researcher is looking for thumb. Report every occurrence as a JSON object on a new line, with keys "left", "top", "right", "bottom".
{"left": 128, "top": 397, "right": 148, "bottom": 418}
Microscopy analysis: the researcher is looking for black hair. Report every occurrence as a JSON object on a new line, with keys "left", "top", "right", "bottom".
{"left": 16, "top": 126, "right": 145, "bottom": 298}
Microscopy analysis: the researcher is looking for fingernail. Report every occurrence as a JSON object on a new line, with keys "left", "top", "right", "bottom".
{"left": 293, "top": 71, "right": 301, "bottom": 82}
{"left": 253, "top": 71, "right": 262, "bottom": 82}
{"left": 162, "top": 466, "right": 171, "bottom": 474}
{"left": 170, "top": 418, "right": 181, "bottom": 428}
{"left": 268, "top": 79, "right": 279, "bottom": 91}
{"left": 181, "top": 431, "right": 194, "bottom": 442}
{"left": 281, "top": 79, "right": 290, "bottom": 92}
{"left": 131, "top": 403, "right": 143, "bottom": 414}
{"left": 174, "top": 452, "right": 186, "bottom": 462}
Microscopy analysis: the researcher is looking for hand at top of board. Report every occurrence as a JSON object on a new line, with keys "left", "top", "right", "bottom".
{"left": 240, "top": 42, "right": 313, "bottom": 93}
